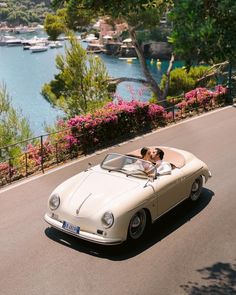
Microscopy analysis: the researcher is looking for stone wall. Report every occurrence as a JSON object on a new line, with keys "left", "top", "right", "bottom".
{"left": 105, "top": 43, "right": 122, "bottom": 55}
{"left": 104, "top": 41, "right": 172, "bottom": 59}
{"left": 143, "top": 41, "right": 172, "bottom": 59}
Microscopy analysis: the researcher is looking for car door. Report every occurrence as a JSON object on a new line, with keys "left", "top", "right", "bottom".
{"left": 155, "top": 168, "right": 187, "bottom": 217}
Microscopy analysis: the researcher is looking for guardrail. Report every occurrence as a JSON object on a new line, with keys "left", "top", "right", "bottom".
{"left": 0, "top": 96, "right": 226, "bottom": 187}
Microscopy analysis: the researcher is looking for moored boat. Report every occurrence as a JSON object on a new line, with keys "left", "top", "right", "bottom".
{"left": 82, "top": 33, "right": 98, "bottom": 42}
{"left": 6, "top": 38, "right": 23, "bottom": 46}
{"left": 49, "top": 41, "right": 63, "bottom": 49}
{"left": 86, "top": 43, "right": 106, "bottom": 54}
{"left": 30, "top": 43, "right": 48, "bottom": 53}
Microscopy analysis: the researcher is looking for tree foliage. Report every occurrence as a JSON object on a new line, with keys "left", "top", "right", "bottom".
{"left": 160, "top": 65, "right": 214, "bottom": 96}
{"left": 66, "top": 0, "right": 93, "bottom": 30}
{"left": 51, "top": 0, "right": 94, "bottom": 30}
{"left": 44, "top": 12, "right": 65, "bottom": 40}
{"left": 80, "top": 0, "right": 169, "bottom": 29}
{"left": 0, "top": 0, "right": 52, "bottom": 25}
{"left": 50, "top": 0, "right": 174, "bottom": 102}
{"left": 170, "top": 0, "right": 236, "bottom": 66}
{"left": 42, "top": 35, "right": 111, "bottom": 117}
{"left": 0, "top": 83, "right": 33, "bottom": 153}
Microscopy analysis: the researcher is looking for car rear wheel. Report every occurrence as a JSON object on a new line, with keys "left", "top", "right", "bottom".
{"left": 189, "top": 176, "right": 203, "bottom": 201}
{"left": 128, "top": 209, "right": 147, "bottom": 240}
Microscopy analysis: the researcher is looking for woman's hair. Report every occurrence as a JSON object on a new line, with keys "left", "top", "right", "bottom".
{"left": 140, "top": 147, "right": 149, "bottom": 158}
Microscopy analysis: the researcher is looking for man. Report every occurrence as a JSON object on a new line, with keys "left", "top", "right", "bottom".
{"left": 152, "top": 148, "right": 172, "bottom": 176}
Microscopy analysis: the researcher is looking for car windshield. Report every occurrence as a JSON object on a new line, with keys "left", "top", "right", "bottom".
{"left": 101, "top": 153, "right": 155, "bottom": 179}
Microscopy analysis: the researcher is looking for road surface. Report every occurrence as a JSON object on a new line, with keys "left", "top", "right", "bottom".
{"left": 1, "top": 106, "right": 236, "bottom": 295}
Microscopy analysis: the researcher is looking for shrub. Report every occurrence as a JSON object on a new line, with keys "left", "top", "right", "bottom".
{"left": 63, "top": 99, "right": 165, "bottom": 152}
{"left": 176, "top": 85, "right": 227, "bottom": 112}
{"left": 161, "top": 68, "right": 195, "bottom": 96}
{"left": 160, "top": 65, "right": 212, "bottom": 96}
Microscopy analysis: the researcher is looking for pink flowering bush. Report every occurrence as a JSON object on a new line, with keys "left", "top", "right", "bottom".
{"left": 64, "top": 99, "right": 166, "bottom": 152}
{"left": 26, "top": 144, "right": 42, "bottom": 166}
{"left": 46, "top": 88, "right": 226, "bottom": 155}
{"left": 213, "top": 85, "right": 227, "bottom": 104}
{"left": 147, "top": 103, "right": 166, "bottom": 126}
{"left": 0, "top": 161, "right": 17, "bottom": 185}
{"left": 177, "top": 85, "right": 227, "bottom": 112}
{"left": 26, "top": 141, "right": 55, "bottom": 165}
{"left": 0, "top": 162, "right": 10, "bottom": 184}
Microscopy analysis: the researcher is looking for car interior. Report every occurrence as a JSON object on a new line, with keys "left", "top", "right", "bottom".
{"left": 128, "top": 146, "right": 186, "bottom": 169}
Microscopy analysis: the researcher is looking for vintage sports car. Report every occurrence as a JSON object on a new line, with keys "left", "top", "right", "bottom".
{"left": 44, "top": 146, "right": 211, "bottom": 245}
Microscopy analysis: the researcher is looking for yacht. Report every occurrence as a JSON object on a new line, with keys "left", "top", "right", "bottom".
{"left": 0, "top": 35, "right": 13, "bottom": 46}
{"left": 82, "top": 33, "right": 98, "bottom": 42}
{"left": 30, "top": 43, "right": 48, "bottom": 53}
{"left": 49, "top": 41, "right": 63, "bottom": 49}
{"left": 6, "top": 38, "right": 23, "bottom": 46}
{"left": 86, "top": 43, "right": 105, "bottom": 54}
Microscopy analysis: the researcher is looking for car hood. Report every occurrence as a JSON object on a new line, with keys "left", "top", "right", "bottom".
{"left": 60, "top": 170, "right": 141, "bottom": 216}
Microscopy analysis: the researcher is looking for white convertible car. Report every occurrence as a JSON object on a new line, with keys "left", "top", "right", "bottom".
{"left": 44, "top": 146, "right": 211, "bottom": 245}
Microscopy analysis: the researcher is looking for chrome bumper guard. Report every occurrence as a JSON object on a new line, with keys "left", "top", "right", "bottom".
{"left": 44, "top": 213, "right": 123, "bottom": 245}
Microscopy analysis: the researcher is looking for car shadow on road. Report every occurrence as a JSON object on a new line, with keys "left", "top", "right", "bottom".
{"left": 45, "top": 188, "right": 214, "bottom": 260}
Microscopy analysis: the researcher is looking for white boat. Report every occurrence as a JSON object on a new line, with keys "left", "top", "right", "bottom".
{"left": 22, "top": 39, "right": 36, "bottom": 49}
{"left": 30, "top": 44, "right": 48, "bottom": 53}
{"left": 49, "top": 41, "right": 63, "bottom": 49}
{"left": 82, "top": 33, "right": 98, "bottom": 42}
{"left": 0, "top": 38, "right": 5, "bottom": 46}
{"left": 23, "top": 45, "right": 31, "bottom": 50}
{"left": 6, "top": 38, "right": 23, "bottom": 46}
{"left": 119, "top": 57, "right": 137, "bottom": 64}
{"left": 86, "top": 43, "right": 105, "bottom": 54}
{"left": 118, "top": 57, "right": 137, "bottom": 60}
{"left": 0, "top": 35, "right": 14, "bottom": 46}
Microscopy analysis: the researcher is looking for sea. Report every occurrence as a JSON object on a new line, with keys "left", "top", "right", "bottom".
{"left": 0, "top": 32, "right": 182, "bottom": 136}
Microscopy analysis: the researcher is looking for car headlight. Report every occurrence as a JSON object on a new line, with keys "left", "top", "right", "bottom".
{"left": 49, "top": 193, "right": 60, "bottom": 210}
{"left": 101, "top": 211, "right": 114, "bottom": 228}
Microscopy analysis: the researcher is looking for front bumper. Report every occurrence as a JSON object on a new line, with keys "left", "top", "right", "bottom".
{"left": 205, "top": 169, "right": 212, "bottom": 182}
{"left": 44, "top": 213, "right": 123, "bottom": 245}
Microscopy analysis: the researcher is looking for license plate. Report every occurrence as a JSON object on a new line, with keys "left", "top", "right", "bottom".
{"left": 62, "top": 221, "right": 80, "bottom": 234}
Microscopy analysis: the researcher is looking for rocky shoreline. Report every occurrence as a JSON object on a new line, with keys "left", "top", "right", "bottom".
{"left": 88, "top": 40, "right": 172, "bottom": 59}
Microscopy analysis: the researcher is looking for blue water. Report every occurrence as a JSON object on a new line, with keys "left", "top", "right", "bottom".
{"left": 0, "top": 36, "right": 181, "bottom": 136}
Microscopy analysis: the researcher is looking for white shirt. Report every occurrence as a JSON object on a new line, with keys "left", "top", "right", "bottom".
{"left": 144, "top": 160, "right": 172, "bottom": 177}
{"left": 155, "top": 160, "right": 172, "bottom": 176}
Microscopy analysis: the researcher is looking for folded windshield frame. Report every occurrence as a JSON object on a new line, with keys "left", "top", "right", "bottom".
{"left": 100, "top": 153, "right": 155, "bottom": 179}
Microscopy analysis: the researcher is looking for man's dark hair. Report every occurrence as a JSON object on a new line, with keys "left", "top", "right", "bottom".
{"left": 140, "top": 147, "right": 149, "bottom": 158}
{"left": 155, "top": 148, "right": 164, "bottom": 160}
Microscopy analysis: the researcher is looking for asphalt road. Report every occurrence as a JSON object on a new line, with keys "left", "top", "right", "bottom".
{"left": 1, "top": 106, "right": 236, "bottom": 295}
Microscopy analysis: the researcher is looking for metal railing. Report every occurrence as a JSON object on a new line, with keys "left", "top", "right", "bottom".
{"left": 0, "top": 95, "right": 227, "bottom": 187}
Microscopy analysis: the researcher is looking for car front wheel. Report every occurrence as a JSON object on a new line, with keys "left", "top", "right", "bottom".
{"left": 128, "top": 209, "right": 147, "bottom": 240}
{"left": 189, "top": 176, "right": 203, "bottom": 201}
